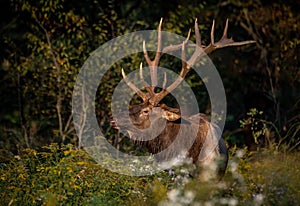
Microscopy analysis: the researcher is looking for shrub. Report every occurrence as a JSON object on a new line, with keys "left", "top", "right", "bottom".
{"left": 1, "top": 144, "right": 299, "bottom": 205}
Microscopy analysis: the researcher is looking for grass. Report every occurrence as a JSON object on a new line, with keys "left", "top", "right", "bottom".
{"left": 243, "top": 150, "right": 300, "bottom": 205}
{"left": 0, "top": 144, "right": 299, "bottom": 205}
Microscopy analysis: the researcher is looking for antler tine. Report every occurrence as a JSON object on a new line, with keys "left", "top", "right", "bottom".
{"left": 139, "top": 63, "right": 147, "bottom": 87}
{"left": 185, "top": 28, "right": 192, "bottom": 44}
{"left": 143, "top": 41, "right": 152, "bottom": 66}
{"left": 143, "top": 18, "right": 163, "bottom": 67}
{"left": 204, "top": 19, "right": 256, "bottom": 54}
{"left": 143, "top": 18, "right": 164, "bottom": 89}
{"left": 139, "top": 63, "right": 154, "bottom": 96}
{"left": 162, "top": 72, "right": 167, "bottom": 90}
{"left": 154, "top": 18, "right": 163, "bottom": 65}
{"left": 144, "top": 18, "right": 194, "bottom": 97}
{"left": 151, "top": 42, "right": 187, "bottom": 105}
{"left": 180, "top": 41, "right": 188, "bottom": 76}
{"left": 222, "top": 18, "right": 229, "bottom": 39}
{"left": 210, "top": 19, "right": 215, "bottom": 45}
{"left": 164, "top": 42, "right": 188, "bottom": 92}
{"left": 121, "top": 68, "right": 148, "bottom": 102}
{"left": 195, "top": 18, "right": 201, "bottom": 47}
{"left": 162, "top": 28, "right": 191, "bottom": 53}
{"left": 151, "top": 19, "right": 202, "bottom": 104}
{"left": 187, "top": 19, "right": 206, "bottom": 68}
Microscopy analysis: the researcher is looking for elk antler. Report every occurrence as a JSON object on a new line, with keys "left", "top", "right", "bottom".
{"left": 122, "top": 19, "right": 255, "bottom": 106}
{"left": 150, "top": 19, "right": 256, "bottom": 104}
{"left": 121, "top": 67, "right": 148, "bottom": 102}
{"left": 142, "top": 18, "right": 191, "bottom": 95}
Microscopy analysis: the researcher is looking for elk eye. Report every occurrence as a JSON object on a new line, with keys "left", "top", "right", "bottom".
{"left": 142, "top": 109, "right": 149, "bottom": 115}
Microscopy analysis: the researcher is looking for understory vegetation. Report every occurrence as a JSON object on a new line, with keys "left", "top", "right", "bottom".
{"left": 1, "top": 144, "right": 299, "bottom": 205}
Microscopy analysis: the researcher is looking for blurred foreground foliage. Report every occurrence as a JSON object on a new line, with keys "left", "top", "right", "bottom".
{"left": 0, "top": 144, "right": 299, "bottom": 205}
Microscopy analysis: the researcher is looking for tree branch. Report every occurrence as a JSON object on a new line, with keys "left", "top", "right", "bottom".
{"left": 36, "top": 19, "right": 66, "bottom": 142}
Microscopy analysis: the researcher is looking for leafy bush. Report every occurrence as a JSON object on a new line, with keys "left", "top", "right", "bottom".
{"left": 1, "top": 144, "right": 299, "bottom": 205}
{"left": 0, "top": 144, "right": 150, "bottom": 205}
{"left": 240, "top": 108, "right": 300, "bottom": 152}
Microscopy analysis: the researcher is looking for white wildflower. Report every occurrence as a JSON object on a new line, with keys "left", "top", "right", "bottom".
{"left": 236, "top": 149, "right": 245, "bottom": 158}
{"left": 167, "top": 189, "right": 180, "bottom": 202}
{"left": 254, "top": 194, "right": 264, "bottom": 205}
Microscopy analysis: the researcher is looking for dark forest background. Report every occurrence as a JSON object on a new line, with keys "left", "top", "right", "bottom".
{"left": 1, "top": 0, "right": 299, "bottom": 153}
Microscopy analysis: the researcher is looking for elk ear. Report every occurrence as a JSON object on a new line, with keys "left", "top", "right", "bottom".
{"left": 162, "top": 110, "right": 181, "bottom": 121}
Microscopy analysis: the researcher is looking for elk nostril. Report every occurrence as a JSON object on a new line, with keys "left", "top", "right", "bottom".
{"left": 110, "top": 119, "right": 116, "bottom": 125}
{"left": 110, "top": 119, "right": 120, "bottom": 130}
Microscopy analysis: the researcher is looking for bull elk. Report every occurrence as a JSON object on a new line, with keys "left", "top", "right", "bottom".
{"left": 111, "top": 19, "right": 255, "bottom": 179}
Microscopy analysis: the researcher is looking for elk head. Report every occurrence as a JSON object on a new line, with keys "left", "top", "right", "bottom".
{"left": 111, "top": 18, "right": 255, "bottom": 178}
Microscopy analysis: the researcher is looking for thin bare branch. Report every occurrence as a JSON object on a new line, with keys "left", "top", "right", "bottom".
{"left": 35, "top": 18, "right": 67, "bottom": 141}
